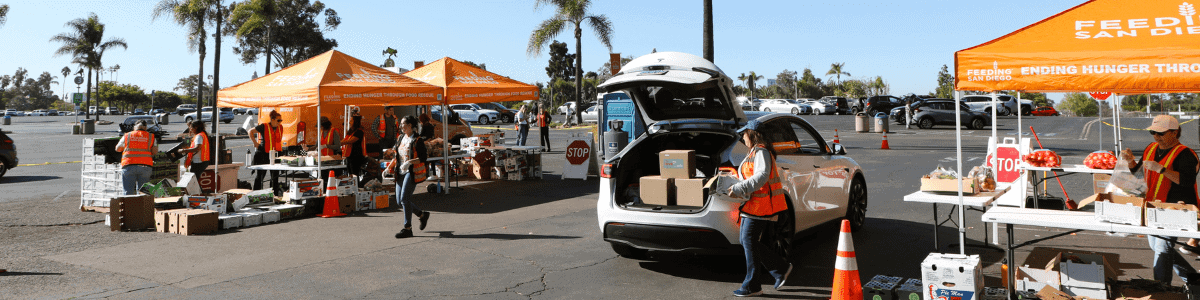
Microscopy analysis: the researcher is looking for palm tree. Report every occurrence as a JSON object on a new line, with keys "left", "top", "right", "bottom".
{"left": 382, "top": 47, "right": 397, "bottom": 68}
{"left": 702, "top": 0, "right": 713, "bottom": 62}
{"left": 61, "top": 66, "right": 71, "bottom": 103}
{"left": 154, "top": 0, "right": 213, "bottom": 113}
{"left": 527, "top": 0, "right": 614, "bottom": 125}
{"left": 51, "top": 13, "right": 126, "bottom": 120}
{"left": 0, "top": 4, "right": 9, "bottom": 29}
{"left": 230, "top": 0, "right": 278, "bottom": 75}
{"left": 742, "top": 72, "right": 763, "bottom": 99}
{"left": 827, "top": 62, "right": 850, "bottom": 85}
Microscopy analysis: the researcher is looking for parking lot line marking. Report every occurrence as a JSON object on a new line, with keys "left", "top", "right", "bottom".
{"left": 17, "top": 160, "right": 81, "bottom": 167}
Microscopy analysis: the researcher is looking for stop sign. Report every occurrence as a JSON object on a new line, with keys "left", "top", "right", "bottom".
{"left": 1089, "top": 92, "right": 1111, "bottom": 101}
{"left": 566, "top": 140, "right": 591, "bottom": 165}
{"left": 987, "top": 147, "right": 1022, "bottom": 183}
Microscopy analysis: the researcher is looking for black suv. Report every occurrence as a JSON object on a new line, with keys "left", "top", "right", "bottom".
{"left": 820, "top": 96, "right": 862, "bottom": 115}
{"left": 0, "top": 131, "right": 16, "bottom": 179}
{"left": 863, "top": 95, "right": 905, "bottom": 115}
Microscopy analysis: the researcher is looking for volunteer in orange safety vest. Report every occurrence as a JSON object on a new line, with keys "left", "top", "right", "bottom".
{"left": 1121, "top": 115, "right": 1199, "bottom": 285}
{"left": 726, "top": 120, "right": 792, "bottom": 297}
{"left": 387, "top": 115, "right": 431, "bottom": 239}
{"left": 250, "top": 110, "right": 284, "bottom": 194}
{"left": 178, "top": 120, "right": 212, "bottom": 189}
{"left": 115, "top": 120, "right": 158, "bottom": 195}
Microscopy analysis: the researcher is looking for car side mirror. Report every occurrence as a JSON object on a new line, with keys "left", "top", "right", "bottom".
{"left": 830, "top": 143, "right": 846, "bottom": 155}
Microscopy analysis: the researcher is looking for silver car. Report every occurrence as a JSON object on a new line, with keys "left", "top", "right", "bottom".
{"left": 595, "top": 52, "right": 868, "bottom": 258}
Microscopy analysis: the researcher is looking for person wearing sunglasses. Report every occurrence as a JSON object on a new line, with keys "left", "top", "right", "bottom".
{"left": 250, "top": 110, "right": 286, "bottom": 194}
{"left": 1120, "top": 114, "right": 1199, "bottom": 285}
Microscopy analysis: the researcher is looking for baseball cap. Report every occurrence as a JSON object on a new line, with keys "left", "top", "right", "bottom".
{"left": 737, "top": 119, "right": 763, "bottom": 135}
{"left": 1147, "top": 115, "right": 1180, "bottom": 132}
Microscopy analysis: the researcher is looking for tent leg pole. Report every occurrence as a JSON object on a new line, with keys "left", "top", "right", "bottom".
{"left": 955, "top": 90, "right": 966, "bottom": 256}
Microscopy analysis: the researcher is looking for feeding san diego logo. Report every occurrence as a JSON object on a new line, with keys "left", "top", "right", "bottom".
{"left": 1074, "top": 2, "right": 1199, "bottom": 39}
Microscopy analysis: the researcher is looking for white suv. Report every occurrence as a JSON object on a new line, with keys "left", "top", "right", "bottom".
{"left": 595, "top": 52, "right": 868, "bottom": 258}
{"left": 450, "top": 104, "right": 500, "bottom": 124}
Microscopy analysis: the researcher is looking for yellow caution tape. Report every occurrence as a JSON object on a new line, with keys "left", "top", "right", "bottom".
{"left": 17, "top": 160, "right": 82, "bottom": 167}
{"left": 1102, "top": 118, "right": 1196, "bottom": 131}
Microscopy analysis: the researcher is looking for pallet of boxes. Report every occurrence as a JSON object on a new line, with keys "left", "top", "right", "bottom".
{"left": 638, "top": 150, "right": 705, "bottom": 208}
{"left": 81, "top": 137, "right": 179, "bottom": 212}
{"left": 460, "top": 136, "right": 541, "bottom": 181}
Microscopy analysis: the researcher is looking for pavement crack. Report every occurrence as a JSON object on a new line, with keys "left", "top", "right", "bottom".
{"left": 1, "top": 220, "right": 103, "bottom": 227}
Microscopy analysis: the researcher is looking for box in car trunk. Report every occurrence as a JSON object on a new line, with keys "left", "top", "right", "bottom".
{"left": 659, "top": 150, "right": 696, "bottom": 179}
{"left": 675, "top": 178, "right": 706, "bottom": 207}
{"left": 640, "top": 176, "right": 672, "bottom": 206}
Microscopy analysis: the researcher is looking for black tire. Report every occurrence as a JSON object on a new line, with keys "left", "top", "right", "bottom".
{"left": 1000, "top": 107, "right": 1011, "bottom": 116}
{"left": 763, "top": 108, "right": 771, "bottom": 112}
{"left": 791, "top": 108, "right": 799, "bottom": 115}
{"left": 918, "top": 117, "right": 934, "bottom": 129}
{"left": 178, "top": 111, "right": 185, "bottom": 116}
{"left": 1053, "top": 113, "right": 1060, "bottom": 116}
{"left": 502, "top": 115, "right": 513, "bottom": 123}
{"left": 845, "top": 177, "right": 868, "bottom": 232}
{"left": 851, "top": 107, "right": 860, "bottom": 114}
{"left": 763, "top": 203, "right": 795, "bottom": 259}
{"left": 610, "top": 243, "right": 648, "bottom": 259}
{"left": 0, "top": 159, "right": 8, "bottom": 179}
{"left": 223, "top": 120, "right": 232, "bottom": 124}
{"left": 971, "top": 118, "right": 985, "bottom": 130}
{"left": 478, "top": 116, "right": 487, "bottom": 124}
{"left": 811, "top": 109, "right": 818, "bottom": 115}
{"left": 185, "top": 117, "right": 193, "bottom": 123}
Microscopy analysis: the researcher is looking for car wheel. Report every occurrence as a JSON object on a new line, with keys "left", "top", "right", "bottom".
{"left": 0, "top": 159, "right": 8, "bottom": 179}
{"left": 1053, "top": 113, "right": 1060, "bottom": 116}
{"left": 185, "top": 117, "right": 193, "bottom": 123}
{"left": 791, "top": 108, "right": 799, "bottom": 115}
{"left": 763, "top": 203, "right": 795, "bottom": 259}
{"left": 851, "top": 107, "right": 860, "bottom": 114}
{"left": 763, "top": 108, "right": 771, "bottom": 112}
{"left": 918, "top": 117, "right": 934, "bottom": 129}
{"left": 610, "top": 243, "right": 648, "bottom": 259}
{"left": 502, "top": 115, "right": 513, "bottom": 123}
{"left": 478, "top": 116, "right": 487, "bottom": 124}
{"left": 178, "top": 111, "right": 184, "bottom": 116}
{"left": 844, "top": 177, "right": 868, "bottom": 232}
{"left": 223, "top": 120, "right": 232, "bottom": 124}
{"left": 971, "top": 118, "right": 986, "bottom": 130}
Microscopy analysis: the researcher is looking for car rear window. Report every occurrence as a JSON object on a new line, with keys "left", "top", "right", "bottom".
{"left": 623, "top": 83, "right": 733, "bottom": 121}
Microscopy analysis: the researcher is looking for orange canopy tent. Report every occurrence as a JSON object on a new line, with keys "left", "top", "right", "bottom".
{"left": 403, "top": 57, "right": 539, "bottom": 105}
{"left": 956, "top": 0, "right": 1200, "bottom": 93}
{"left": 218, "top": 50, "right": 442, "bottom": 108}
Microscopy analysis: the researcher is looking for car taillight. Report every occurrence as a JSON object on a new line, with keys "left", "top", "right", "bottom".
{"left": 601, "top": 164, "right": 613, "bottom": 178}
{"left": 0, "top": 139, "right": 12, "bottom": 150}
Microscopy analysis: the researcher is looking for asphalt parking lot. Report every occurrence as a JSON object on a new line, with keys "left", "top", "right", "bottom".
{"left": 1, "top": 112, "right": 1196, "bottom": 298}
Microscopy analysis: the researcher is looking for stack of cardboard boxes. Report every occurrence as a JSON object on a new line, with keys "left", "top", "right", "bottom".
{"left": 1080, "top": 192, "right": 1200, "bottom": 232}
{"left": 640, "top": 150, "right": 704, "bottom": 207}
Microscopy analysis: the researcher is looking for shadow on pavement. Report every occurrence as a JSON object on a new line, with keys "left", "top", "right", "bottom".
{"left": 0, "top": 175, "right": 62, "bottom": 184}
{"left": 414, "top": 174, "right": 598, "bottom": 215}
{"left": 0, "top": 271, "right": 64, "bottom": 276}
{"left": 428, "top": 231, "right": 580, "bottom": 240}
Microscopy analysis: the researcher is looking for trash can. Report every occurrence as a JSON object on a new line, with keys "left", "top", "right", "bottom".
{"left": 2, "top": 115, "right": 9, "bottom": 125}
{"left": 855, "top": 113, "right": 869, "bottom": 133}
{"left": 80, "top": 119, "right": 95, "bottom": 134}
{"left": 158, "top": 114, "right": 169, "bottom": 125}
{"left": 874, "top": 113, "right": 889, "bottom": 133}
{"left": 73, "top": 124, "right": 81, "bottom": 135}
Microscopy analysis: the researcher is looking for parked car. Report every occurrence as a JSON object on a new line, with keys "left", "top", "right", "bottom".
{"left": 904, "top": 99, "right": 990, "bottom": 129}
{"left": 448, "top": 104, "right": 500, "bottom": 124}
{"left": 960, "top": 94, "right": 1035, "bottom": 116}
{"left": 581, "top": 105, "right": 599, "bottom": 123}
{"left": 820, "top": 96, "right": 860, "bottom": 115}
{"left": 28, "top": 109, "right": 47, "bottom": 116}
{"left": 736, "top": 96, "right": 758, "bottom": 111}
{"left": 118, "top": 116, "right": 168, "bottom": 142}
{"left": 890, "top": 98, "right": 934, "bottom": 124}
{"left": 47, "top": 109, "right": 59, "bottom": 116}
{"left": 4, "top": 110, "right": 24, "bottom": 116}
{"left": 428, "top": 106, "right": 476, "bottom": 146}
{"left": 233, "top": 108, "right": 259, "bottom": 115}
{"left": 182, "top": 107, "right": 236, "bottom": 124}
{"left": 477, "top": 102, "right": 518, "bottom": 123}
{"left": 149, "top": 108, "right": 165, "bottom": 115}
{"left": 595, "top": 51, "right": 868, "bottom": 259}
{"left": 106, "top": 107, "right": 121, "bottom": 115}
{"left": 758, "top": 99, "right": 812, "bottom": 115}
{"left": 176, "top": 104, "right": 198, "bottom": 116}
{"left": 89, "top": 106, "right": 100, "bottom": 115}
{"left": 863, "top": 95, "right": 906, "bottom": 116}
{"left": 1029, "top": 106, "right": 1060, "bottom": 116}
{"left": 801, "top": 98, "right": 832, "bottom": 115}
{"left": 0, "top": 130, "right": 16, "bottom": 179}
{"left": 132, "top": 109, "right": 145, "bottom": 115}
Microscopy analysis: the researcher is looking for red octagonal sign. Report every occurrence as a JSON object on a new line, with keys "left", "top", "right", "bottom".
{"left": 1089, "top": 92, "right": 1111, "bottom": 101}
{"left": 566, "top": 140, "right": 590, "bottom": 165}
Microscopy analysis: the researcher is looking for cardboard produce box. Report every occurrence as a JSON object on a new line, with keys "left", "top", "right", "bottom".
{"left": 659, "top": 150, "right": 696, "bottom": 179}
{"left": 186, "top": 194, "right": 227, "bottom": 214}
{"left": 239, "top": 210, "right": 263, "bottom": 226}
{"left": 268, "top": 204, "right": 305, "bottom": 220}
{"left": 920, "top": 177, "right": 979, "bottom": 194}
{"left": 675, "top": 178, "right": 706, "bottom": 207}
{"left": 109, "top": 195, "right": 155, "bottom": 232}
{"left": 373, "top": 192, "right": 390, "bottom": 210}
{"left": 1093, "top": 174, "right": 1111, "bottom": 194}
{"left": 219, "top": 214, "right": 243, "bottom": 230}
{"left": 286, "top": 179, "right": 323, "bottom": 199}
{"left": 156, "top": 209, "right": 187, "bottom": 233}
{"left": 1083, "top": 193, "right": 1146, "bottom": 226}
{"left": 1145, "top": 201, "right": 1199, "bottom": 231}
{"left": 921, "top": 253, "right": 982, "bottom": 300}
{"left": 640, "top": 175, "right": 673, "bottom": 206}
{"left": 338, "top": 195, "right": 355, "bottom": 214}
{"left": 261, "top": 210, "right": 280, "bottom": 223}
{"left": 172, "top": 209, "right": 218, "bottom": 236}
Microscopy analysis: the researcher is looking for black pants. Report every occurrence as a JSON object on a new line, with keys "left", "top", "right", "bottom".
{"left": 539, "top": 126, "right": 550, "bottom": 151}
{"left": 379, "top": 137, "right": 396, "bottom": 151}
{"left": 188, "top": 161, "right": 211, "bottom": 193}
{"left": 345, "top": 155, "right": 365, "bottom": 177}
{"left": 252, "top": 151, "right": 280, "bottom": 194}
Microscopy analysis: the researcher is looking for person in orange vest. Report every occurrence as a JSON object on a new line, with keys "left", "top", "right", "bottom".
{"left": 387, "top": 115, "right": 431, "bottom": 238}
{"left": 250, "top": 110, "right": 284, "bottom": 193}
{"left": 378, "top": 106, "right": 399, "bottom": 149}
{"left": 342, "top": 115, "right": 367, "bottom": 177}
{"left": 177, "top": 120, "right": 212, "bottom": 185}
{"left": 115, "top": 120, "right": 158, "bottom": 195}
{"left": 537, "top": 104, "right": 552, "bottom": 151}
{"left": 304, "top": 116, "right": 341, "bottom": 156}
{"left": 1120, "top": 115, "right": 1199, "bottom": 284}
{"left": 726, "top": 120, "right": 792, "bottom": 297}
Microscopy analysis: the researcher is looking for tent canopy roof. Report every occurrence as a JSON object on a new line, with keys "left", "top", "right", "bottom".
{"left": 404, "top": 57, "right": 538, "bottom": 104}
{"left": 217, "top": 50, "right": 442, "bottom": 108}
{"left": 955, "top": 0, "right": 1200, "bottom": 93}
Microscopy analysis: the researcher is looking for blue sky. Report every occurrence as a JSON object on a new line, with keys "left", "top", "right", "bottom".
{"left": 0, "top": 0, "right": 1084, "bottom": 101}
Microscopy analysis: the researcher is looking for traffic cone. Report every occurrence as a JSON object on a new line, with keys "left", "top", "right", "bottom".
{"left": 879, "top": 133, "right": 890, "bottom": 150}
{"left": 317, "top": 171, "right": 346, "bottom": 218}
{"left": 833, "top": 129, "right": 840, "bottom": 144}
{"left": 830, "top": 219, "right": 862, "bottom": 300}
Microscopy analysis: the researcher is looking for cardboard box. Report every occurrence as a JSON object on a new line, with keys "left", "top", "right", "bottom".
{"left": 1016, "top": 266, "right": 1056, "bottom": 292}
{"left": 155, "top": 209, "right": 186, "bottom": 233}
{"left": 1056, "top": 252, "right": 1108, "bottom": 298}
{"left": 227, "top": 189, "right": 274, "bottom": 206}
{"left": 287, "top": 179, "right": 323, "bottom": 199}
{"left": 374, "top": 193, "right": 390, "bottom": 209}
{"left": 186, "top": 194, "right": 227, "bottom": 214}
{"left": 675, "top": 178, "right": 706, "bottom": 207}
{"left": 339, "top": 195, "right": 355, "bottom": 214}
{"left": 356, "top": 192, "right": 374, "bottom": 211}
{"left": 920, "top": 177, "right": 979, "bottom": 194}
{"left": 471, "top": 160, "right": 493, "bottom": 180}
{"left": 1083, "top": 193, "right": 1146, "bottom": 226}
{"left": 261, "top": 210, "right": 280, "bottom": 223}
{"left": 640, "top": 176, "right": 673, "bottom": 206}
{"left": 506, "top": 172, "right": 524, "bottom": 181}
{"left": 268, "top": 204, "right": 305, "bottom": 219}
{"left": 1145, "top": 201, "right": 1199, "bottom": 231}
{"left": 1093, "top": 174, "right": 1111, "bottom": 194}
{"left": 177, "top": 173, "right": 201, "bottom": 195}
{"left": 219, "top": 214, "right": 243, "bottom": 229}
{"left": 659, "top": 150, "right": 696, "bottom": 179}
{"left": 1037, "top": 286, "right": 1073, "bottom": 300}
{"left": 981, "top": 287, "right": 1008, "bottom": 300}
{"left": 108, "top": 195, "right": 155, "bottom": 231}
{"left": 921, "top": 253, "right": 982, "bottom": 300}
{"left": 239, "top": 210, "right": 263, "bottom": 226}
{"left": 173, "top": 209, "right": 218, "bottom": 236}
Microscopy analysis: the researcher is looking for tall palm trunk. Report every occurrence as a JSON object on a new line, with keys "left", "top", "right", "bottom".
{"left": 85, "top": 68, "right": 92, "bottom": 119}
{"left": 264, "top": 26, "right": 271, "bottom": 75}
{"left": 94, "top": 68, "right": 102, "bottom": 120}
{"left": 703, "top": 0, "right": 713, "bottom": 62}
{"left": 197, "top": 51, "right": 205, "bottom": 114}
{"left": 212, "top": 6, "right": 222, "bottom": 135}
{"left": 573, "top": 26, "right": 583, "bottom": 125}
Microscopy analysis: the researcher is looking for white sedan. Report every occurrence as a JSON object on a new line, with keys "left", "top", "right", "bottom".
{"left": 758, "top": 99, "right": 812, "bottom": 115}
{"left": 450, "top": 104, "right": 500, "bottom": 124}
{"left": 801, "top": 99, "right": 832, "bottom": 115}
{"left": 581, "top": 105, "right": 599, "bottom": 123}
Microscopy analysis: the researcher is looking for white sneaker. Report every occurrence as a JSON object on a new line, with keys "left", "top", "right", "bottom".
{"left": 1180, "top": 246, "right": 1199, "bottom": 256}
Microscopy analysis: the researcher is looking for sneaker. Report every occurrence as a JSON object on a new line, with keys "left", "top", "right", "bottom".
{"left": 1180, "top": 245, "right": 1199, "bottom": 256}
{"left": 732, "top": 289, "right": 762, "bottom": 297}
{"left": 394, "top": 228, "right": 413, "bottom": 239}
{"left": 774, "top": 263, "right": 794, "bottom": 290}
{"left": 419, "top": 212, "right": 431, "bottom": 230}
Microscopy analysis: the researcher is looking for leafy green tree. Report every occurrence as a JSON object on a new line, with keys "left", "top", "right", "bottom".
{"left": 1021, "top": 92, "right": 1051, "bottom": 107}
{"left": 151, "top": 90, "right": 192, "bottom": 110}
{"left": 737, "top": 72, "right": 764, "bottom": 99}
{"left": 461, "top": 61, "right": 487, "bottom": 70}
{"left": 2, "top": 69, "right": 59, "bottom": 110}
{"left": 381, "top": 47, "right": 397, "bottom": 67}
{"left": 0, "top": 4, "right": 9, "bottom": 29}
{"left": 544, "top": 40, "right": 575, "bottom": 82}
{"left": 838, "top": 79, "right": 868, "bottom": 98}
{"left": 775, "top": 69, "right": 797, "bottom": 99}
{"left": 50, "top": 13, "right": 126, "bottom": 120}
{"left": 98, "top": 81, "right": 150, "bottom": 111}
{"left": 229, "top": 0, "right": 341, "bottom": 71}
{"left": 826, "top": 62, "right": 850, "bottom": 85}
{"left": 154, "top": 0, "right": 211, "bottom": 113}
{"left": 527, "top": 0, "right": 614, "bottom": 125}
{"left": 797, "top": 68, "right": 824, "bottom": 98}
{"left": 869, "top": 76, "right": 888, "bottom": 97}
{"left": 175, "top": 74, "right": 212, "bottom": 103}
{"left": 935, "top": 64, "right": 953, "bottom": 99}
{"left": 60, "top": 66, "right": 71, "bottom": 100}
{"left": 1059, "top": 92, "right": 1098, "bottom": 117}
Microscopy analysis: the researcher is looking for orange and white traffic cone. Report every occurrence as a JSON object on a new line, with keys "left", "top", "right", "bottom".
{"left": 833, "top": 129, "right": 840, "bottom": 144}
{"left": 830, "top": 219, "right": 862, "bottom": 300}
{"left": 317, "top": 171, "right": 346, "bottom": 218}
{"left": 879, "top": 133, "right": 890, "bottom": 150}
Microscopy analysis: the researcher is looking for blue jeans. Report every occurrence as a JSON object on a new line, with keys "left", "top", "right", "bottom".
{"left": 739, "top": 217, "right": 788, "bottom": 292}
{"left": 395, "top": 172, "right": 423, "bottom": 229}
{"left": 1148, "top": 235, "right": 1196, "bottom": 284}
{"left": 517, "top": 124, "right": 530, "bottom": 146}
{"left": 122, "top": 165, "right": 152, "bottom": 195}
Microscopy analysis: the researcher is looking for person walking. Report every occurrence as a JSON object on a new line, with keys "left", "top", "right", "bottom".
{"left": 115, "top": 120, "right": 157, "bottom": 195}
{"left": 1121, "top": 115, "right": 1200, "bottom": 284}
{"left": 725, "top": 120, "right": 793, "bottom": 297}
{"left": 342, "top": 115, "right": 367, "bottom": 177}
{"left": 177, "top": 120, "right": 212, "bottom": 186}
{"left": 387, "top": 115, "right": 431, "bottom": 238}
{"left": 250, "top": 111, "right": 284, "bottom": 194}
{"left": 537, "top": 104, "right": 552, "bottom": 151}
{"left": 516, "top": 105, "right": 530, "bottom": 146}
